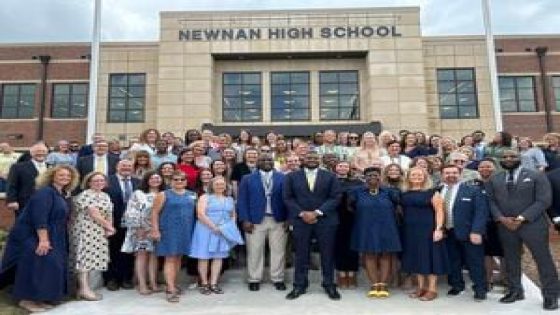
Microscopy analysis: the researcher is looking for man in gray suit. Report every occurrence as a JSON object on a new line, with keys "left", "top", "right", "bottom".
{"left": 486, "top": 149, "right": 559, "bottom": 310}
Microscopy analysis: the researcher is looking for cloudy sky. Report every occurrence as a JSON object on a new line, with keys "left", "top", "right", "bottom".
{"left": 0, "top": 0, "right": 558, "bottom": 42}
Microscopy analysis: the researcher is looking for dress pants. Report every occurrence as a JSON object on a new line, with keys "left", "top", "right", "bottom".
{"left": 445, "top": 229, "right": 487, "bottom": 294}
{"left": 103, "top": 227, "right": 134, "bottom": 285}
{"left": 292, "top": 223, "right": 337, "bottom": 289}
{"left": 245, "top": 216, "right": 288, "bottom": 283}
{"left": 498, "top": 218, "right": 560, "bottom": 299}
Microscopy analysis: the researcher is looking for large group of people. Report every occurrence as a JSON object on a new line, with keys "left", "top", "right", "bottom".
{"left": 0, "top": 127, "right": 559, "bottom": 312}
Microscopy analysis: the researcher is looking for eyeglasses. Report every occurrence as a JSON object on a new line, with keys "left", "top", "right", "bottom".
{"left": 349, "top": 137, "right": 359, "bottom": 140}
{"left": 172, "top": 178, "right": 186, "bottom": 182}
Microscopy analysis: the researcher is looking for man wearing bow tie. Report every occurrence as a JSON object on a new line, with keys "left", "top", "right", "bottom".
{"left": 439, "top": 164, "right": 488, "bottom": 301}
{"left": 486, "top": 150, "right": 559, "bottom": 310}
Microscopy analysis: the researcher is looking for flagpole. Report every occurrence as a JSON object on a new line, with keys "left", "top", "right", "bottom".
{"left": 481, "top": 0, "right": 503, "bottom": 132}
{"left": 87, "top": 0, "right": 102, "bottom": 141}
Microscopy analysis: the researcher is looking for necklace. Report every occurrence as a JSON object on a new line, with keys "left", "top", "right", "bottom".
{"left": 369, "top": 188, "right": 379, "bottom": 196}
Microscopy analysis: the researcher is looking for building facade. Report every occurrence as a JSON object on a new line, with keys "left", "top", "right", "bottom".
{"left": 0, "top": 7, "right": 559, "bottom": 147}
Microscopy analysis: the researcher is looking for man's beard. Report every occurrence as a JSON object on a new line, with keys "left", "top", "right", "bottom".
{"left": 500, "top": 160, "right": 521, "bottom": 170}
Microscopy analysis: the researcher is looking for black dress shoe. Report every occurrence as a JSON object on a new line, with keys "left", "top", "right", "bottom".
{"left": 286, "top": 288, "right": 306, "bottom": 300}
{"left": 248, "top": 283, "right": 260, "bottom": 291}
{"left": 324, "top": 286, "right": 341, "bottom": 300}
{"left": 543, "top": 297, "right": 558, "bottom": 310}
{"left": 106, "top": 280, "right": 120, "bottom": 291}
{"left": 474, "top": 291, "right": 487, "bottom": 301}
{"left": 499, "top": 292, "right": 525, "bottom": 303}
{"left": 273, "top": 282, "right": 287, "bottom": 291}
{"left": 121, "top": 281, "right": 134, "bottom": 290}
{"left": 447, "top": 288, "right": 464, "bottom": 296}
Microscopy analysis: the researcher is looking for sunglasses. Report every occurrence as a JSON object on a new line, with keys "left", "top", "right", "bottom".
{"left": 172, "top": 178, "right": 186, "bottom": 182}
{"left": 349, "top": 137, "right": 359, "bottom": 140}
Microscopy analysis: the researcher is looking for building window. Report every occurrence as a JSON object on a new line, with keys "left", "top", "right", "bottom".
{"left": 271, "top": 72, "right": 310, "bottom": 121}
{"left": 319, "top": 71, "right": 360, "bottom": 120}
{"left": 552, "top": 76, "right": 560, "bottom": 111}
{"left": 108, "top": 73, "right": 145, "bottom": 123}
{"left": 52, "top": 83, "right": 88, "bottom": 118}
{"left": 498, "top": 76, "right": 536, "bottom": 112}
{"left": 0, "top": 84, "right": 36, "bottom": 119}
{"left": 437, "top": 68, "right": 479, "bottom": 119}
{"left": 222, "top": 72, "right": 262, "bottom": 122}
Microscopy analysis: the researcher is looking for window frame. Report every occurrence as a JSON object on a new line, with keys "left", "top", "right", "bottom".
{"left": 319, "top": 70, "right": 360, "bottom": 121}
{"left": 107, "top": 73, "right": 146, "bottom": 123}
{"left": 0, "top": 83, "right": 36, "bottom": 119}
{"left": 498, "top": 76, "right": 537, "bottom": 113}
{"left": 437, "top": 68, "right": 479, "bottom": 119}
{"left": 51, "top": 83, "right": 89, "bottom": 118}
{"left": 551, "top": 76, "right": 560, "bottom": 111}
{"left": 270, "top": 71, "right": 310, "bottom": 122}
{"left": 222, "top": 72, "right": 263, "bottom": 122}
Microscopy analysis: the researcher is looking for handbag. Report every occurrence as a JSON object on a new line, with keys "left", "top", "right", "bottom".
{"left": 216, "top": 196, "right": 244, "bottom": 246}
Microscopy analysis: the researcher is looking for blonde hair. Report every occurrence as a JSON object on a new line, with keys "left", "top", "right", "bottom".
{"left": 36, "top": 164, "right": 80, "bottom": 193}
{"left": 208, "top": 176, "right": 227, "bottom": 195}
{"left": 401, "top": 166, "right": 433, "bottom": 192}
{"left": 80, "top": 171, "right": 108, "bottom": 190}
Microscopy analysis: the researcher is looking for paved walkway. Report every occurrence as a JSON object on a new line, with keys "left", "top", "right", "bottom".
{"left": 43, "top": 269, "right": 550, "bottom": 315}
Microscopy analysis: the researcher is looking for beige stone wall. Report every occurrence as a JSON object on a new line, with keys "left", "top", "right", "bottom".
{"left": 423, "top": 36, "right": 496, "bottom": 139}
{"left": 97, "top": 43, "right": 159, "bottom": 141}
{"left": 158, "top": 7, "right": 429, "bottom": 135}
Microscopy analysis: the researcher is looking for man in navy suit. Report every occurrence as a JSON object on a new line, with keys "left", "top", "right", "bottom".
{"left": 103, "top": 159, "right": 139, "bottom": 291}
{"left": 237, "top": 154, "right": 288, "bottom": 292}
{"left": 76, "top": 140, "right": 119, "bottom": 180}
{"left": 546, "top": 168, "right": 560, "bottom": 232}
{"left": 440, "top": 164, "right": 489, "bottom": 301}
{"left": 283, "top": 151, "right": 341, "bottom": 300}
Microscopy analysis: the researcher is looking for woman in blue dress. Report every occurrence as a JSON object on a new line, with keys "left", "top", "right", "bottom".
{"left": 400, "top": 167, "right": 448, "bottom": 302}
{"left": 0, "top": 165, "right": 80, "bottom": 313}
{"left": 151, "top": 170, "right": 196, "bottom": 303}
{"left": 190, "top": 176, "right": 243, "bottom": 295}
{"left": 350, "top": 167, "right": 401, "bottom": 298}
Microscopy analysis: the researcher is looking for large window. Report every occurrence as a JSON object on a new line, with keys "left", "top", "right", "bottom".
{"left": 52, "top": 83, "right": 88, "bottom": 118}
{"left": 271, "top": 72, "right": 310, "bottom": 121}
{"left": 552, "top": 76, "right": 560, "bottom": 111}
{"left": 437, "top": 68, "right": 478, "bottom": 119}
{"left": 498, "top": 76, "right": 536, "bottom": 112}
{"left": 108, "top": 73, "right": 145, "bottom": 123}
{"left": 0, "top": 84, "right": 36, "bottom": 119}
{"left": 222, "top": 72, "right": 262, "bottom": 122}
{"left": 319, "top": 71, "right": 360, "bottom": 120}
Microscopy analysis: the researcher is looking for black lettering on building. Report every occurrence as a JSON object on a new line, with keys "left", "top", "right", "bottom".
{"left": 347, "top": 27, "right": 360, "bottom": 38}
{"left": 377, "top": 26, "right": 390, "bottom": 37}
{"left": 192, "top": 30, "right": 202, "bottom": 40}
{"left": 178, "top": 30, "right": 189, "bottom": 41}
{"left": 361, "top": 26, "right": 374, "bottom": 37}
{"left": 222, "top": 29, "right": 234, "bottom": 40}
{"left": 236, "top": 29, "right": 248, "bottom": 40}
{"left": 249, "top": 28, "right": 261, "bottom": 39}
{"left": 301, "top": 27, "right": 313, "bottom": 39}
{"left": 392, "top": 25, "right": 402, "bottom": 37}
{"left": 269, "top": 28, "right": 281, "bottom": 39}
{"left": 204, "top": 29, "right": 220, "bottom": 40}
{"left": 320, "top": 27, "right": 331, "bottom": 38}
{"left": 287, "top": 28, "right": 300, "bottom": 39}
{"left": 333, "top": 27, "right": 346, "bottom": 38}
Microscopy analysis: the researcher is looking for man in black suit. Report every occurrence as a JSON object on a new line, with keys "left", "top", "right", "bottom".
{"left": 547, "top": 168, "right": 560, "bottom": 233}
{"left": 103, "top": 159, "right": 139, "bottom": 290}
{"left": 76, "top": 139, "right": 119, "bottom": 179}
{"left": 486, "top": 150, "right": 559, "bottom": 310}
{"left": 78, "top": 132, "right": 104, "bottom": 158}
{"left": 6, "top": 142, "right": 49, "bottom": 216}
{"left": 283, "top": 151, "right": 341, "bottom": 300}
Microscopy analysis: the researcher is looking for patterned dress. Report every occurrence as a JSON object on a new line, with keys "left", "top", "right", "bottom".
{"left": 121, "top": 190, "right": 156, "bottom": 253}
{"left": 71, "top": 189, "right": 113, "bottom": 271}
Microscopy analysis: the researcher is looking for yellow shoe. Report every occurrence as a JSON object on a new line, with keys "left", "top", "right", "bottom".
{"left": 367, "top": 284, "right": 379, "bottom": 298}
{"left": 377, "top": 283, "right": 390, "bottom": 298}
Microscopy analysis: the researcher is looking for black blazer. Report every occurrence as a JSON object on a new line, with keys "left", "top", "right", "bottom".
{"left": 76, "top": 154, "right": 119, "bottom": 179}
{"left": 104, "top": 174, "right": 140, "bottom": 229}
{"left": 547, "top": 168, "right": 560, "bottom": 220}
{"left": 283, "top": 168, "right": 341, "bottom": 226}
{"left": 6, "top": 160, "right": 39, "bottom": 210}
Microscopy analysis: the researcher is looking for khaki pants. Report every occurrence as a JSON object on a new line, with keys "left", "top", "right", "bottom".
{"left": 245, "top": 216, "right": 288, "bottom": 283}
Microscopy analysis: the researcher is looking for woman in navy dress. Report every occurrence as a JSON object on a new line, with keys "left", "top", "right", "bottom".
{"left": 0, "top": 165, "right": 80, "bottom": 313}
{"left": 400, "top": 167, "right": 448, "bottom": 302}
{"left": 350, "top": 167, "right": 401, "bottom": 298}
{"left": 151, "top": 170, "right": 196, "bottom": 303}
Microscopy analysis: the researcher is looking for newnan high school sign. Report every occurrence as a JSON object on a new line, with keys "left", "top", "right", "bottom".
{"left": 178, "top": 26, "right": 402, "bottom": 41}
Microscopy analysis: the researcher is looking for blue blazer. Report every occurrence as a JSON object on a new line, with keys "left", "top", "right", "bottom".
{"left": 237, "top": 171, "right": 287, "bottom": 224}
{"left": 283, "top": 168, "right": 341, "bottom": 226}
{"left": 449, "top": 183, "right": 489, "bottom": 241}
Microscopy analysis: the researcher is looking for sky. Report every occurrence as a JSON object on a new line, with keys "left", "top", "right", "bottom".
{"left": 0, "top": 0, "right": 559, "bottom": 43}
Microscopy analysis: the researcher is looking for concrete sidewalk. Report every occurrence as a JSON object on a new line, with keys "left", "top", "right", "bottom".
{"left": 45, "top": 269, "right": 549, "bottom": 315}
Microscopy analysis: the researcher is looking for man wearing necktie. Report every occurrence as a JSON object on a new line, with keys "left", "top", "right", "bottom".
{"left": 283, "top": 151, "right": 341, "bottom": 300}
{"left": 103, "top": 160, "right": 140, "bottom": 291}
{"left": 439, "top": 164, "right": 488, "bottom": 301}
{"left": 237, "top": 154, "right": 288, "bottom": 292}
{"left": 76, "top": 140, "right": 119, "bottom": 180}
{"left": 6, "top": 142, "right": 49, "bottom": 216}
{"left": 486, "top": 150, "right": 559, "bottom": 310}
